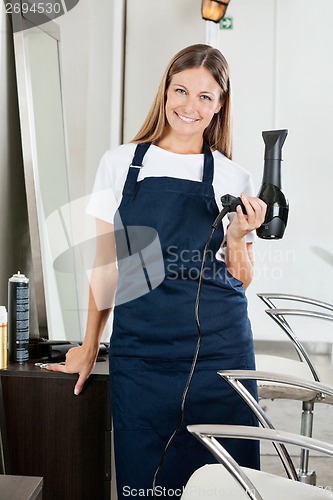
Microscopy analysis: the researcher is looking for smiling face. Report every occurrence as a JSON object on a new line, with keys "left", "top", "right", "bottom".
{"left": 163, "top": 66, "right": 223, "bottom": 149}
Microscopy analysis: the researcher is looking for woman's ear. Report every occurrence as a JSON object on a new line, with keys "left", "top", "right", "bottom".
{"left": 215, "top": 100, "right": 223, "bottom": 114}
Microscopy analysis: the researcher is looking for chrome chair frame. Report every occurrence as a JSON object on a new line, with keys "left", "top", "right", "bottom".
{"left": 220, "top": 369, "right": 333, "bottom": 484}
{"left": 257, "top": 293, "right": 333, "bottom": 311}
{"left": 256, "top": 293, "right": 333, "bottom": 483}
{"left": 184, "top": 424, "right": 333, "bottom": 500}
{"left": 264, "top": 308, "right": 333, "bottom": 381}
{"left": 257, "top": 292, "right": 333, "bottom": 371}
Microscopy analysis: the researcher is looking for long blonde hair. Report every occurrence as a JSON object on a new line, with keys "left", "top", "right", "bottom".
{"left": 132, "top": 44, "right": 233, "bottom": 159}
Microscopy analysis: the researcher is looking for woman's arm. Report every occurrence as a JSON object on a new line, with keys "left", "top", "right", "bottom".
{"left": 225, "top": 193, "right": 266, "bottom": 289}
{"left": 46, "top": 218, "right": 118, "bottom": 394}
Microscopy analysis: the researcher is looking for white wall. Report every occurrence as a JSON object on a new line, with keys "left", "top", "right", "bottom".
{"left": 123, "top": 0, "right": 333, "bottom": 343}
{"left": 123, "top": 0, "right": 205, "bottom": 142}
{"left": 214, "top": 0, "right": 333, "bottom": 342}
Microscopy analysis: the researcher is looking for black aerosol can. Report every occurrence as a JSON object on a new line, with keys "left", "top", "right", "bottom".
{"left": 8, "top": 272, "right": 29, "bottom": 363}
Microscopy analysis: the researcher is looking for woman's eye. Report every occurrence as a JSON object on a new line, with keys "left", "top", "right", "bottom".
{"left": 175, "top": 88, "right": 186, "bottom": 94}
{"left": 201, "top": 95, "right": 211, "bottom": 101}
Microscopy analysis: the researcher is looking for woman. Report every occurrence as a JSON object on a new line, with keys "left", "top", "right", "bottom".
{"left": 48, "top": 44, "right": 266, "bottom": 497}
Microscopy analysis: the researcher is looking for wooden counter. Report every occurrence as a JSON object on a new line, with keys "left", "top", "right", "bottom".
{"left": 0, "top": 359, "right": 111, "bottom": 500}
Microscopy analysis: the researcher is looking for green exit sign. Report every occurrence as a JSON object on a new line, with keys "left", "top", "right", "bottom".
{"left": 220, "top": 17, "right": 233, "bottom": 30}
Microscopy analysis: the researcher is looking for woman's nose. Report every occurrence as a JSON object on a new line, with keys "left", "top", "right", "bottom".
{"left": 182, "top": 96, "right": 196, "bottom": 114}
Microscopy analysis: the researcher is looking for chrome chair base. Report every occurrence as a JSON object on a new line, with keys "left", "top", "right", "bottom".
{"left": 297, "top": 469, "right": 316, "bottom": 485}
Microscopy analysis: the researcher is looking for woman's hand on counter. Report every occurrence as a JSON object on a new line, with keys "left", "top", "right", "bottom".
{"left": 46, "top": 345, "right": 98, "bottom": 395}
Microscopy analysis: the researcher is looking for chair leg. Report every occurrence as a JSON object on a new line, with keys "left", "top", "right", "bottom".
{"left": 298, "top": 401, "right": 316, "bottom": 485}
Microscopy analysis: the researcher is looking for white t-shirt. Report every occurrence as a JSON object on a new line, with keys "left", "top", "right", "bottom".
{"left": 86, "top": 143, "right": 256, "bottom": 248}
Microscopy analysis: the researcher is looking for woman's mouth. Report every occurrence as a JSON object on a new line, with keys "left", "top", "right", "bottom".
{"left": 175, "top": 112, "right": 198, "bottom": 124}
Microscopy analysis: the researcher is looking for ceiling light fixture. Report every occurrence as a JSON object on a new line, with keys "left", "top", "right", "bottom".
{"left": 201, "top": 0, "right": 231, "bottom": 24}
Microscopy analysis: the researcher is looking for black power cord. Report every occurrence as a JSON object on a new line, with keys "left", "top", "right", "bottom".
{"left": 152, "top": 195, "right": 245, "bottom": 496}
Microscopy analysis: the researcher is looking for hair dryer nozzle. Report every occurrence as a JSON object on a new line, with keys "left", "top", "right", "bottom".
{"left": 257, "top": 129, "right": 289, "bottom": 239}
{"left": 263, "top": 129, "right": 288, "bottom": 161}
{"left": 261, "top": 129, "right": 288, "bottom": 187}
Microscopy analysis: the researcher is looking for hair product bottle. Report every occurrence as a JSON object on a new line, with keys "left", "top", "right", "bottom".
{"left": 0, "top": 306, "right": 8, "bottom": 369}
{"left": 8, "top": 271, "right": 30, "bottom": 364}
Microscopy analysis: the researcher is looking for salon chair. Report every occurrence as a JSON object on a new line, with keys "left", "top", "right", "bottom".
{"left": 181, "top": 368, "right": 333, "bottom": 499}
{"left": 254, "top": 292, "right": 333, "bottom": 483}
{"left": 257, "top": 293, "right": 333, "bottom": 380}
{"left": 181, "top": 424, "right": 333, "bottom": 500}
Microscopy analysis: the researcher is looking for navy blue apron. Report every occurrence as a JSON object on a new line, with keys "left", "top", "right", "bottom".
{"left": 110, "top": 143, "right": 259, "bottom": 499}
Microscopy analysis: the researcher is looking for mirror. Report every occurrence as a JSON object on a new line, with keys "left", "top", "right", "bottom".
{"left": 12, "top": 11, "right": 81, "bottom": 340}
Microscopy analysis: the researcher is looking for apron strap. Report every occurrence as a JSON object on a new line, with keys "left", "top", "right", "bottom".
{"left": 123, "top": 143, "right": 152, "bottom": 193}
{"left": 124, "top": 141, "right": 214, "bottom": 194}
{"left": 202, "top": 142, "right": 214, "bottom": 185}
{"left": 132, "top": 142, "right": 152, "bottom": 167}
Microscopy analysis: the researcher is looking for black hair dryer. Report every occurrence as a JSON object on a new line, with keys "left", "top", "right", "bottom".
{"left": 257, "top": 129, "right": 289, "bottom": 239}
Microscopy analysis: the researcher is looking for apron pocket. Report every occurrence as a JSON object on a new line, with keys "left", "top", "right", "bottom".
{"left": 110, "top": 357, "right": 193, "bottom": 431}
{"left": 110, "top": 355, "right": 256, "bottom": 431}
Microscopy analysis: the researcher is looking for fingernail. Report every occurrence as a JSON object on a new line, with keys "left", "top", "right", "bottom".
{"left": 74, "top": 388, "right": 79, "bottom": 396}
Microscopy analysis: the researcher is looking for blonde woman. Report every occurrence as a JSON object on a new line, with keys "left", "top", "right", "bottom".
{"left": 48, "top": 44, "right": 266, "bottom": 498}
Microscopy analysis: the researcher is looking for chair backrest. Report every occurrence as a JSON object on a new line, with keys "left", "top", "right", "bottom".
{"left": 257, "top": 293, "right": 333, "bottom": 382}
{"left": 182, "top": 424, "right": 333, "bottom": 500}
{"left": 219, "top": 369, "right": 333, "bottom": 403}
{"left": 257, "top": 293, "right": 333, "bottom": 312}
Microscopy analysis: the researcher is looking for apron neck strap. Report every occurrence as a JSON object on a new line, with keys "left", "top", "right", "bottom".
{"left": 131, "top": 142, "right": 152, "bottom": 167}
{"left": 202, "top": 142, "right": 214, "bottom": 185}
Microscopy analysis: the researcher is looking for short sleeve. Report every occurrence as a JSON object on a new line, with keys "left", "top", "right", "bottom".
{"left": 86, "top": 152, "right": 121, "bottom": 224}
{"left": 216, "top": 171, "right": 256, "bottom": 261}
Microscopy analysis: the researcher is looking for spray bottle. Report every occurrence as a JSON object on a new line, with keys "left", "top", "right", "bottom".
{"left": 8, "top": 271, "right": 29, "bottom": 363}
{"left": 0, "top": 306, "right": 8, "bottom": 369}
